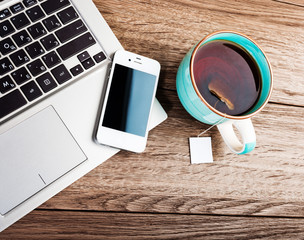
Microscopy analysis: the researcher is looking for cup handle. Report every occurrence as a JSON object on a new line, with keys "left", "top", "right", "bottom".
{"left": 216, "top": 118, "right": 256, "bottom": 154}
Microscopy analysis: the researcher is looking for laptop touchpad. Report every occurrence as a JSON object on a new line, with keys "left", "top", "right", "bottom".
{"left": 0, "top": 106, "right": 87, "bottom": 215}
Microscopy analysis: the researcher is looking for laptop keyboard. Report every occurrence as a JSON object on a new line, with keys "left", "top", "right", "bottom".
{"left": 0, "top": 0, "right": 107, "bottom": 121}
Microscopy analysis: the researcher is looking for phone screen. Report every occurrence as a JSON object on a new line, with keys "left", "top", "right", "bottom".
{"left": 102, "top": 64, "right": 157, "bottom": 137}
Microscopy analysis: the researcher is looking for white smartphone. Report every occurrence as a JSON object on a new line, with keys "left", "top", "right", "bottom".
{"left": 95, "top": 50, "right": 161, "bottom": 153}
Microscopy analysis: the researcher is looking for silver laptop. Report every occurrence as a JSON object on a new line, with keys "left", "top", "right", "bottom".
{"left": 0, "top": 0, "right": 167, "bottom": 232}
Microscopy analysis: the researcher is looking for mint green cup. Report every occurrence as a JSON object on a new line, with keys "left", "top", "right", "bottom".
{"left": 176, "top": 31, "right": 273, "bottom": 154}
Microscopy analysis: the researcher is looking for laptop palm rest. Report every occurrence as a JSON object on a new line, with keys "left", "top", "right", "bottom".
{"left": 0, "top": 106, "right": 87, "bottom": 216}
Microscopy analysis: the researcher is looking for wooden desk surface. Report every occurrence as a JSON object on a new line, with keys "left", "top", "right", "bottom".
{"left": 2, "top": 0, "right": 304, "bottom": 239}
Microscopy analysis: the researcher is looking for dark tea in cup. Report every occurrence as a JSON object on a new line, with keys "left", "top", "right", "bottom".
{"left": 192, "top": 40, "right": 261, "bottom": 116}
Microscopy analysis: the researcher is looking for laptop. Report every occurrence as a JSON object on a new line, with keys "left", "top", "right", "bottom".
{"left": 0, "top": 0, "right": 167, "bottom": 232}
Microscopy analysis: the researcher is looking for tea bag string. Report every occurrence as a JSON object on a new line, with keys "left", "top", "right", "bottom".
{"left": 197, "top": 113, "right": 227, "bottom": 137}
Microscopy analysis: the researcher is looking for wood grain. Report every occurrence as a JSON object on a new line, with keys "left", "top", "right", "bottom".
{"left": 3, "top": 210, "right": 304, "bottom": 240}
{"left": 274, "top": 0, "right": 304, "bottom": 7}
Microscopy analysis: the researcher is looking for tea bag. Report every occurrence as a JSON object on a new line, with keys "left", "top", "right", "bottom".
{"left": 208, "top": 79, "right": 235, "bottom": 111}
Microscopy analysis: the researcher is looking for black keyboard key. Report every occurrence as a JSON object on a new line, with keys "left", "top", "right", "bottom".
{"left": 11, "top": 12, "right": 31, "bottom": 30}
{"left": 51, "top": 64, "right": 71, "bottom": 84}
{"left": 37, "top": 72, "right": 57, "bottom": 93}
{"left": 26, "top": 5, "right": 45, "bottom": 22}
{"left": 56, "top": 19, "right": 87, "bottom": 43}
{"left": 77, "top": 51, "right": 90, "bottom": 62}
{"left": 43, "top": 15, "right": 61, "bottom": 32}
{"left": 10, "top": 3, "right": 24, "bottom": 14}
{"left": 25, "top": 41, "right": 45, "bottom": 58}
{"left": 23, "top": 0, "right": 37, "bottom": 8}
{"left": 28, "top": 22, "right": 47, "bottom": 39}
{"left": 0, "top": 20, "right": 15, "bottom": 38}
{"left": 81, "top": 57, "right": 95, "bottom": 70}
{"left": 0, "top": 38, "right": 17, "bottom": 55}
{"left": 41, "top": 0, "right": 70, "bottom": 15}
{"left": 0, "top": 58, "right": 14, "bottom": 75}
{"left": 0, "top": 90, "right": 27, "bottom": 119}
{"left": 10, "top": 49, "right": 30, "bottom": 67}
{"left": 12, "top": 30, "right": 32, "bottom": 47}
{"left": 41, "top": 34, "right": 59, "bottom": 51}
{"left": 57, "top": 6, "right": 78, "bottom": 24}
{"left": 27, "top": 59, "right": 46, "bottom": 76}
{"left": 0, "top": 9, "right": 11, "bottom": 20}
{"left": 42, "top": 51, "right": 61, "bottom": 68}
{"left": 21, "top": 80, "right": 42, "bottom": 101}
{"left": 0, "top": 75, "right": 16, "bottom": 94}
{"left": 57, "top": 32, "right": 96, "bottom": 60}
{"left": 11, "top": 67, "right": 31, "bottom": 85}
{"left": 93, "top": 51, "right": 106, "bottom": 63}
{"left": 70, "top": 64, "right": 83, "bottom": 76}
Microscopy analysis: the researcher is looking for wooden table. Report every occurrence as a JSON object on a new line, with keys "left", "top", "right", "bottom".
{"left": 2, "top": 0, "right": 304, "bottom": 239}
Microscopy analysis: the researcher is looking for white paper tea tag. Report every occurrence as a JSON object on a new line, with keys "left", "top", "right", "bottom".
{"left": 189, "top": 137, "right": 213, "bottom": 164}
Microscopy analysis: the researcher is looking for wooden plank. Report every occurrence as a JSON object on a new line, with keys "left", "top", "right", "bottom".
{"left": 35, "top": 89, "right": 304, "bottom": 217}
{"left": 2, "top": 210, "right": 304, "bottom": 239}
{"left": 93, "top": 0, "right": 304, "bottom": 107}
